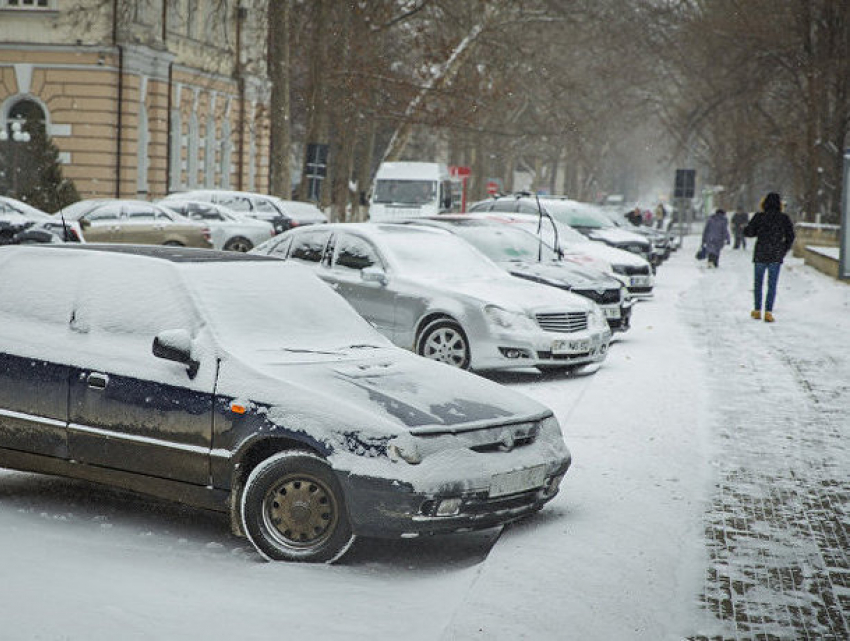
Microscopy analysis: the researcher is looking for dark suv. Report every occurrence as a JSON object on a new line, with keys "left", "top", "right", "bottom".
{"left": 0, "top": 244, "right": 570, "bottom": 562}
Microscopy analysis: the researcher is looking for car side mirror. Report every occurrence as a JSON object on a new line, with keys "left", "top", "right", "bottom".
{"left": 361, "top": 265, "right": 388, "bottom": 286}
{"left": 152, "top": 329, "right": 199, "bottom": 379}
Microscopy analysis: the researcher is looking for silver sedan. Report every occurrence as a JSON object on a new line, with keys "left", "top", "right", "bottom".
{"left": 252, "top": 223, "right": 612, "bottom": 372}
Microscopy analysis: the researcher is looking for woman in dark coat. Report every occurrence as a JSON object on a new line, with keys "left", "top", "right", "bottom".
{"left": 701, "top": 209, "right": 731, "bottom": 268}
{"left": 744, "top": 192, "right": 796, "bottom": 322}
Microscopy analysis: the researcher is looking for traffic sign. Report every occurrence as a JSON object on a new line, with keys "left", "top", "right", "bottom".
{"left": 674, "top": 169, "right": 695, "bottom": 199}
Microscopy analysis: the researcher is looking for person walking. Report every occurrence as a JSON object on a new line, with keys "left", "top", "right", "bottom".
{"left": 744, "top": 192, "right": 796, "bottom": 323}
{"left": 701, "top": 208, "right": 730, "bottom": 268}
{"left": 731, "top": 210, "right": 749, "bottom": 249}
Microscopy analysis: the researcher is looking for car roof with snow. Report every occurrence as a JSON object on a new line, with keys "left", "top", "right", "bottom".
{"left": 26, "top": 243, "right": 279, "bottom": 263}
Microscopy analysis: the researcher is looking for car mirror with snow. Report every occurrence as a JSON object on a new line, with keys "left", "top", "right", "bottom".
{"left": 152, "top": 329, "right": 199, "bottom": 379}
{"left": 361, "top": 266, "right": 388, "bottom": 286}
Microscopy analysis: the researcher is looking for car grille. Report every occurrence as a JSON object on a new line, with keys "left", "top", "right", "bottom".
{"left": 418, "top": 421, "right": 540, "bottom": 451}
{"left": 535, "top": 312, "right": 588, "bottom": 333}
{"left": 620, "top": 265, "right": 651, "bottom": 276}
{"left": 628, "top": 286, "right": 653, "bottom": 294}
{"left": 572, "top": 288, "right": 620, "bottom": 304}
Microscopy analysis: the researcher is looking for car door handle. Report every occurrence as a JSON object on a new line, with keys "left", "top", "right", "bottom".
{"left": 87, "top": 372, "right": 109, "bottom": 390}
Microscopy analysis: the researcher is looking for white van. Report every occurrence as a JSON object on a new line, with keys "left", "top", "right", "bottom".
{"left": 369, "top": 162, "right": 453, "bottom": 221}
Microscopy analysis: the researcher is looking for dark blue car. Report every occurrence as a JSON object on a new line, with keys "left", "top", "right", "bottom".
{"left": 0, "top": 244, "right": 571, "bottom": 562}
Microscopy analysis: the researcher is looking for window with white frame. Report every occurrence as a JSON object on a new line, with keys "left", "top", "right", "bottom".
{"left": 187, "top": 111, "right": 199, "bottom": 188}
{"left": 169, "top": 108, "right": 182, "bottom": 190}
{"left": 3, "top": 0, "right": 52, "bottom": 9}
{"left": 204, "top": 115, "right": 215, "bottom": 188}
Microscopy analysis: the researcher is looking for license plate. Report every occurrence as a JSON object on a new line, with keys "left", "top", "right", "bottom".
{"left": 490, "top": 465, "right": 547, "bottom": 498}
{"left": 603, "top": 306, "right": 621, "bottom": 319}
{"left": 630, "top": 276, "right": 649, "bottom": 287}
{"left": 552, "top": 338, "right": 590, "bottom": 354}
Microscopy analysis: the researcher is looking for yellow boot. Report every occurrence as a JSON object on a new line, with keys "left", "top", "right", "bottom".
{"left": 751, "top": 310, "right": 761, "bottom": 320}
{"left": 764, "top": 311, "right": 774, "bottom": 323}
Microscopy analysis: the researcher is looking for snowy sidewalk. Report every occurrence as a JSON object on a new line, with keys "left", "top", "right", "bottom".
{"left": 681, "top": 244, "right": 849, "bottom": 641}
{"left": 444, "top": 238, "right": 849, "bottom": 641}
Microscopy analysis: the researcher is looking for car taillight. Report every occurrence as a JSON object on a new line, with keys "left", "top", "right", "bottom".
{"left": 289, "top": 220, "right": 299, "bottom": 228}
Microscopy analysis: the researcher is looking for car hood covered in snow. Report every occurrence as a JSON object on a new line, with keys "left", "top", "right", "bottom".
{"left": 502, "top": 260, "right": 621, "bottom": 290}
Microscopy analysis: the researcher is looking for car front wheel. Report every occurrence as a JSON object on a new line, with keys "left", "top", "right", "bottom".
{"left": 416, "top": 318, "right": 471, "bottom": 369}
{"left": 240, "top": 451, "right": 355, "bottom": 563}
{"left": 224, "top": 236, "right": 253, "bottom": 252}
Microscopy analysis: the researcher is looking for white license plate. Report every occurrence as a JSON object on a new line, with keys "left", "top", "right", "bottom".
{"left": 603, "top": 306, "right": 621, "bottom": 319}
{"left": 490, "top": 465, "right": 547, "bottom": 498}
{"left": 552, "top": 338, "right": 590, "bottom": 354}
{"left": 630, "top": 276, "right": 650, "bottom": 287}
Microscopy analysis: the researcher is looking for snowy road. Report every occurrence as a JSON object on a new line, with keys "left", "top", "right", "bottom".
{"left": 0, "top": 237, "right": 847, "bottom": 640}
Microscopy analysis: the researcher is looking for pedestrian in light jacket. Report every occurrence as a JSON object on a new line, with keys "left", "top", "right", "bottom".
{"left": 701, "top": 208, "right": 731, "bottom": 268}
{"left": 744, "top": 192, "right": 795, "bottom": 323}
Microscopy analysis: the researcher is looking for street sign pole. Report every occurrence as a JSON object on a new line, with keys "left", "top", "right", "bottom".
{"left": 839, "top": 149, "right": 850, "bottom": 280}
{"left": 674, "top": 169, "right": 696, "bottom": 248}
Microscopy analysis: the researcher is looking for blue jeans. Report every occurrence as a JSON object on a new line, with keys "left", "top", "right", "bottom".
{"left": 754, "top": 262, "right": 781, "bottom": 312}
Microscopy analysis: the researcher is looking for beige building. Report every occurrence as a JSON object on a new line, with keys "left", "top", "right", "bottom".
{"left": 0, "top": 0, "right": 270, "bottom": 203}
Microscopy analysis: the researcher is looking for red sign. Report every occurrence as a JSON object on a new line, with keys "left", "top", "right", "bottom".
{"left": 486, "top": 181, "right": 499, "bottom": 195}
{"left": 450, "top": 165, "right": 471, "bottom": 178}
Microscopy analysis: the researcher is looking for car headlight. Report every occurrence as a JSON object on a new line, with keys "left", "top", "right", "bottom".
{"left": 588, "top": 304, "right": 608, "bottom": 330}
{"left": 387, "top": 441, "right": 422, "bottom": 465}
{"left": 540, "top": 414, "right": 563, "bottom": 436}
{"left": 484, "top": 305, "right": 537, "bottom": 331}
{"left": 612, "top": 264, "right": 627, "bottom": 275}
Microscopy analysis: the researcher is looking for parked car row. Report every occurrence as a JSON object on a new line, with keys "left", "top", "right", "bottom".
{"left": 0, "top": 187, "right": 672, "bottom": 565}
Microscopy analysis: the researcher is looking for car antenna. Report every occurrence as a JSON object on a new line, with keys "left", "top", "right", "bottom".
{"left": 59, "top": 207, "right": 71, "bottom": 242}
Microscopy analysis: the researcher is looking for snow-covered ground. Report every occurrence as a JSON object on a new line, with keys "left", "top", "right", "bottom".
{"left": 1, "top": 236, "right": 847, "bottom": 640}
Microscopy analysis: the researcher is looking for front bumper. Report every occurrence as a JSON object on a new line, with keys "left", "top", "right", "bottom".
{"left": 336, "top": 447, "right": 571, "bottom": 538}
{"left": 471, "top": 325, "right": 611, "bottom": 371}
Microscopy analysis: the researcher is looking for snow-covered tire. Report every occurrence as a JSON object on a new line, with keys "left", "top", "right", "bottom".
{"left": 416, "top": 318, "right": 471, "bottom": 369}
{"left": 223, "top": 236, "right": 253, "bottom": 252}
{"left": 240, "top": 451, "right": 355, "bottom": 563}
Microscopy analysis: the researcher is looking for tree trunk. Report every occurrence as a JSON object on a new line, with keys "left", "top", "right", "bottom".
{"left": 268, "top": 0, "right": 291, "bottom": 198}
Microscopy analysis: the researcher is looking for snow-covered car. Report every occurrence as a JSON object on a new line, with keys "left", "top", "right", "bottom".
{"left": 471, "top": 196, "right": 654, "bottom": 264}
{"left": 159, "top": 199, "right": 274, "bottom": 252}
{"left": 473, "top": 212, "right": 655, "bottom": 299}
{"left": 401, "top": 216, "right": 633, "bottom": 333}
{"left": 252, "top": 223, "right": 612, "bottom": 372}
{"left": 162, "top": 189, "right": 327, "bottom": 234}
{"left": 0, "top": 195, "right": 84, "bottom": 244}
{"left": 0, "top": 244, "right": 571, "bottom": 563}
{"left": 57, "top": 199, "right": 212, "bottom": 248}
{"left": 597, "top": 207, "right": 673, "bottom": 265}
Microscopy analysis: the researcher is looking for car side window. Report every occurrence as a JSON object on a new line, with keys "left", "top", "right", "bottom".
{"left": 126, "top": 205, "right": 158, "bottom": 220}
{"left": 255, "top": 199, "right": 278, "bottom": 214}
{"left": 289, "top": 232, "right": 331, "bottom": 264}
{"left": 491, "top": 200, "right": 519, "bottom": 213}
{"left": 218, "top": 195, "right": 252, "bottom": 212}
{"left": 155, "top": 209, "right": 175, "bottom": 221}
{"left": 517, "top": 202, "right": 540, "bottom": 215}
{"left": 468, "top": 201, "right": 494, "bottom": 213}
{"left": 84, "top": 205, "right": 120, "bottom": 222}
{"left": 265, "top": 235, "right": 293, "bottom": 258}
{"left": 333, "top": 234, "right": 382, "bottom": 272}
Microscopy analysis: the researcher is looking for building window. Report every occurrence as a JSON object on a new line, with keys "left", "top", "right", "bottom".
{"left": 137, "top": 79, "right": 149, "bottom": 194}
{"left": 169, "top": 108, "right": 182, "bottom": 191}
{"left": 187, "top": 111, "right": 199, "bottom": 188}
{"left": 204, "top": 115, "right": 215, "bottom": 188}
{"left": 220, "top": 100, "right": 232, "bottom": 189}
{"left": 3, "top": 0, "right": 52, "bottom": 8}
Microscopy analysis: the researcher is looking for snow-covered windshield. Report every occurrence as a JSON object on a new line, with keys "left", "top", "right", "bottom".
{"left": 379, "top": 228, "right": 505, "bottom": 279}
{"left": 373, "top": 180, "right": 436, "bottom": 205}
{"left": 543, "top": 202, "right": 616, "bottom": 230}
{"left": 448, "top": 224, "right": 559, "bottom": 262}
{"left": 181, "top": 261, "right": 389, "bottom": 352}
